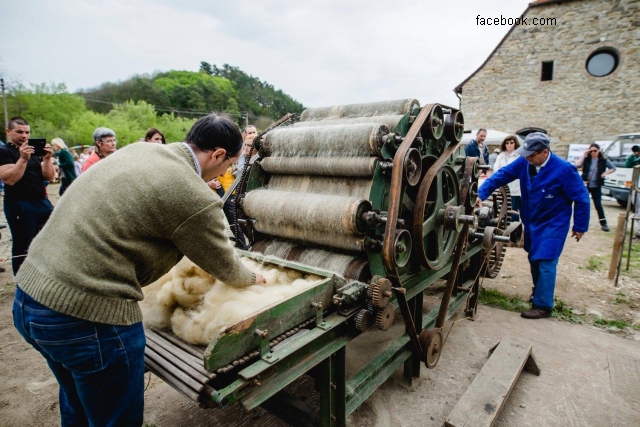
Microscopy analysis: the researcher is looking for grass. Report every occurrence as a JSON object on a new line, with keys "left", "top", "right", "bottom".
{"left": 478, "top": 287, "right": 639, "bottom": 331}
{"left": 586, "top": 255, "right": 605, "bottom": 272}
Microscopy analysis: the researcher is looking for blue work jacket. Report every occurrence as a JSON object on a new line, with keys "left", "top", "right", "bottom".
{"left": 478, "top": 152, "right": 590, "bottom": 261}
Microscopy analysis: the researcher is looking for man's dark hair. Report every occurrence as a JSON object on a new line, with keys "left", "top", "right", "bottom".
{"left": 186, "top": 114, "right": 243, "bottom": 155}
{"left": 632, "top": 145, "right": 640, "bottom": 153}
{"left": 477, "top": 128, "right": 487, "bottom": 134}
{"left": 8, "top": 117, "right": 29, "bottom": 130}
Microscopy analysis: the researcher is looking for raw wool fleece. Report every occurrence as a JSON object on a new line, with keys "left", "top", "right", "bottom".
{"left": 140, "top": 257, "right": 323, "bottom": 345}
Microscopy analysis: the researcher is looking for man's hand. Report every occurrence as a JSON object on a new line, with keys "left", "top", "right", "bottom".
{"left": 475, "top": 197, "right": 483, "bottom": 208}
{"left": 571, "top": 231, "right": 584, "bottom": 242}
{"left": 254, "top": 274, "right": 266, "bottom": 285}
{"left": 42, "top": 144, "right": 53, "bottom": 159}
{"left": 19, "top": 142, "right": 34, "bottom": 161}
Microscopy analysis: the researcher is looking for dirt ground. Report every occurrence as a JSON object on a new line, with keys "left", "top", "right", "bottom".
{"left": 0, "top": 185, "right": 638, "bottom": 426}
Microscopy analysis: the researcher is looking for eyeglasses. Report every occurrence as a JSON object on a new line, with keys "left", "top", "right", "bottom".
{"left": 505, "top": 141, "right": 515, "bottom": 145}
{"left": 225, "top": 154, "right": 237, "bottom": 166}
{"left": 101, "top": 139, "right": 117, "bottom": 144}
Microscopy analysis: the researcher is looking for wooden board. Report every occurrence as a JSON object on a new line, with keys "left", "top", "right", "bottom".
{"left": 445, "top": 337, "right": 540, "bottom": 427}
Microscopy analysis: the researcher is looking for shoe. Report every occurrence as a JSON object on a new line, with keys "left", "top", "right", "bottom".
{"left": 601, "top": 224, "right": 610, "bottom": 232}
{"left": 521, "top": 309, "right": 552, "bottom": 319}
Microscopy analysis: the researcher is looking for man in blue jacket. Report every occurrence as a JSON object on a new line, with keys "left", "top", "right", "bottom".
{"left": 465, "top": 129, "right": 490, "bottom": 165}
{"left": 476, "top": 133, "right": 590, "bottom": 319}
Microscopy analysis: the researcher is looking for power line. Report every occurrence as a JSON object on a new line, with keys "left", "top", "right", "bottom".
{"left": 80, "top": 96, "right": 249, "bottom": 117}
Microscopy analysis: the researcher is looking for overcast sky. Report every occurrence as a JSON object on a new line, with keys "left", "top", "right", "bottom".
{"left": 0, "top": 0, "right": 531, "bottom": 110}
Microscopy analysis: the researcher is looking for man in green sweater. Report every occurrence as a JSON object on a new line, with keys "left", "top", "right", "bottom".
{"left": 12, "top": 115, "right": 265, "bottom": 427}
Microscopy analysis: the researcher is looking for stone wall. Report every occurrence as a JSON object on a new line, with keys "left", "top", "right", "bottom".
{"left": 459, "top": 0, "right": 640, "bottom": 156}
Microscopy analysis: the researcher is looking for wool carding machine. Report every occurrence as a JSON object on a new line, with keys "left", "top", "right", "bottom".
{"left": 144, "top": 99, "right": 522, "bottom": 426}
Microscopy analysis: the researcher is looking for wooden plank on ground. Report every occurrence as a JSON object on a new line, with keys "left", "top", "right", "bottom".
{"left": 445, "top": 337, "right": 540, "bottom": 427}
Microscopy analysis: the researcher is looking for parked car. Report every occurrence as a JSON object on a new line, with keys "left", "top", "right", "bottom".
{"left": 602, "top": 133, "right": 639, "bottom": 207}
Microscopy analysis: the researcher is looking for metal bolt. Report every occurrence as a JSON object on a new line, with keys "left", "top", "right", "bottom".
{"left": 331, "top": 415, "right": 337, "bottom": 422}
{"left": 331, "top": 383, "right": 337, "bottom": 390}
{"left": 266, "top": 354, "right": 272, "bottom": 359}
{"left": 253, "top": 379, "right": 262, "bottom": 386}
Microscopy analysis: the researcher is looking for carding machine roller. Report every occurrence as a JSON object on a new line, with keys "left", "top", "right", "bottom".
{"left": 143, "top": 99, "right": 522, "bottom": 426}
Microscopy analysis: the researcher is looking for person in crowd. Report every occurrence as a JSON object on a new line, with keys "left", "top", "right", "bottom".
{"left": 626, "top": 145, "right": 640, "bottom": 168}
{"left": 489, "top": 148, "right": 500, "bottom": 169}
{"left": 12, "top": 114, "right": 266, "bottom": 427}
{"left": 51, "top": 138, "right": 77, "bottom": 196}
{"left": 465, "top": 128, "right": 490, "bottom": 166}
{"left": 208, "top": 177, "right": 225, "bottom": 198}
{"left": 82, "top": 127, "right": 117, "bottom": 172}
{"left": 144, "top": 127, "right": 166, "bottom": 144}
{"left": 73, "top": 154, "right": 83, "bottom": 177}
{"left": 493, "top": 135, "right": 521, "bottom": 221}
{"left": 0, "top": 117, "right": 55, "bottom": 274}
{"left": 476, "top": 132, "right": 589, "bottom": 319}
{"left": 574, "top": 143, "right": 616, "bottom": 232}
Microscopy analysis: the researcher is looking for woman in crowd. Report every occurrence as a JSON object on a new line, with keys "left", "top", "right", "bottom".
{"left": 73, "top": 154, "right": 83, "bottom": 177}
{"left": 51, "top": 138, "right": 77, "bottom": 196}
{"left": 145, "top": 127, "right": 166, "bottom": 144}
{"left": 574, "top": 143, "right": 616, "bottom": 231}
{"left": 82, "top": 127, "right": 117, "bottom": 172}
{"left": 493, "top": 135, "right": 522, "bottom": 221}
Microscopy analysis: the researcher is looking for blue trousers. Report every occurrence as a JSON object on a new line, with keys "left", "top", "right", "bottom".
{"left": 13, "top": 287, "right": 146, "bottom": 427}
{"left": 4, "top": 199, "right": 54, "bottom": 274}
{"left": 529, "top": 256, "right": 559, "bottom": 310}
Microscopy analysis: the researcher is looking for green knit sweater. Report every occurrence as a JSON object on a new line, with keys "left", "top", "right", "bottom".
{"left": 17, "top": 142, "right": 256, "bottom": 325}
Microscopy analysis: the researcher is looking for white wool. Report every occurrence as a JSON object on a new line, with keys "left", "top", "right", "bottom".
{"left": 142, "top": 256, "right": 323, "bottom": 345}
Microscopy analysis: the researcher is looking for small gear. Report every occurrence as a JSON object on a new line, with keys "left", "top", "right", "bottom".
{"left": 355, "top": 309, "right": 374, "bottom": 332}
{"left": 371, "top": 278, "right": 392, "bottom": 309}
{"left": 375, "top": 304, "right": 395, "bottom": 331}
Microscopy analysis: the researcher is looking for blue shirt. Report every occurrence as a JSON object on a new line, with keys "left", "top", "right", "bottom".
{"left": 478, "top": 152, "right": 590, "bottom": 260}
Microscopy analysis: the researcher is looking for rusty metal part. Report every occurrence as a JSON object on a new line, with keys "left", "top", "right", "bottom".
{"left": 444, "top": 205, "right": 464, "bottom": 233}
{"left": 444, "top": 110, "right": 464, "bottom": 143}
{"left": 418, "top": 328, "right": 443, "bottom": 369}
{"left": 412, "top": 160, "right": 461, "bottom": 270}
{"left": 355, "top": 309, "right": 374, "bottom": 332}
{"left": 393, "top": 229, "right": 412, "bottom": 268}
{"left": 382, "top": 103, "right": 442, "bottom": 279}
{"left": 375, "top": 303, "right": 395, "bottom": 331}
{"left": 368, "top": 277, "right": 393, "bottom": 309}
{"left": 403, "top": 148, "right": 422, "bottom": 186}
{"left": 483, "top": 186, "right": 511, "bottom": 278}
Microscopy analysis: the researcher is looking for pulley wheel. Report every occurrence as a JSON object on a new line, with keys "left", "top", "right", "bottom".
{"left": 393, "top": 229, "right": 412, "bottom": 268}
{"left": 444, "top": 110, "right": 465, "bottom": 142}
{"left": 413, "top": 165, "right": 460, "bottom": 270}
{"left": 403, "top": 148, "right": 422, "bottom": 187}
{"left": 418, "top": 328, "right": 443, "bottom": 369}
{"left": 421, "top": 104, "right": 445, "bottom": 140}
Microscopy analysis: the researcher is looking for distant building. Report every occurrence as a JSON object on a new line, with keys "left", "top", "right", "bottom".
{"left": 455, "top": 0, "right": 639, "bottom": 156}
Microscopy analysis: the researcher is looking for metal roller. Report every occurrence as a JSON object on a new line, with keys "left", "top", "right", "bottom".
{"left": 253, "top": 224, "right": 365, "bottom": 251}
{"left": 292, "top": 115, "right": 406, "bottom": 132}
{"left": 252, "top": 239, "right": 370, "bottom": 280}
{"left": 243, "top": 189, "right": 372, "bottom": 236}
{"left": 262, "top": 123, "right": 389, "bottom": 157}
{"left": 267, "top": 175, "right": 373, "bottom": 199}
{"left": 260, "top": 157, "right": 378, "bottom": 177}
{"left": 300, "top": 98, "right": 420, "bottom": 122}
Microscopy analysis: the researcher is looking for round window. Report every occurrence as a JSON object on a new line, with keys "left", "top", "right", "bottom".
{"left": 586, "top": 48, "right": 619, "bottom": 77}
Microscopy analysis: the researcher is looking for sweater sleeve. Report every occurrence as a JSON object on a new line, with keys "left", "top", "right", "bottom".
{"left": 170, "top": 202, "right": 256, "bottom": 288}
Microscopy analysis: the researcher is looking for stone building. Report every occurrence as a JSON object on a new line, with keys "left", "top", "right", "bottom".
{"left": 455, "top": 0, "right": 639, "bottom": 155}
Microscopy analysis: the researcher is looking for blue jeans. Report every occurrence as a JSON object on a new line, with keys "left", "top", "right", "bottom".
{"left": 12, "top": 287, "right": 146, "bottom": 427}
{"left": 4, "top": 199, "right": 54, "bottom": 274}
{"left": 529, "top": 257, "right": 559, "bottom": 310}
{"left": 510, "top": 195, "right": 521, "bottom": 222}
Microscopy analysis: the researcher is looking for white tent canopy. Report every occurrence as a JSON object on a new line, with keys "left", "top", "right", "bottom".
{"left": 460, "top": 129, "right": 523, "bottom": 147}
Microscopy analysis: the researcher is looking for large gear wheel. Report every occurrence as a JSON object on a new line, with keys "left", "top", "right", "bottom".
{"left": 375, "top": 304, "right": 395, "bottom": 331}
{"left": 368, "top": 278, "right": 392, "bottom": 309}
{"left": 484, "top": 186, "right": 511, "bottom": 278}
{"left": 355, "top": 309, "right": 374, "bottom": 332}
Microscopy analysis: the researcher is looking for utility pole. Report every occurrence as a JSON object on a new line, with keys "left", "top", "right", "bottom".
{"left": 1, "top": 78, "right": 8, "bottom": 130}
{"left": 244, "top": 113, "right": 249, "bottom": 128}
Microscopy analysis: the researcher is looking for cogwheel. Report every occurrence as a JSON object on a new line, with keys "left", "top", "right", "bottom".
{"left": 375, "top": 304, "right": 395, "bottom": 331}
{"left": 371, "top": 278, "right": 392, "bottom": 309}
{"left": 355, "top": 309, "right": 374, "bottom": 332}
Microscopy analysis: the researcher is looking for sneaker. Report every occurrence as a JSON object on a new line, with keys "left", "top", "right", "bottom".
{"left": 521, "top": 309, "right": 552, "bottom": 319}
{"left": 601, "top": 224, "right": 610, "bottom": 232}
